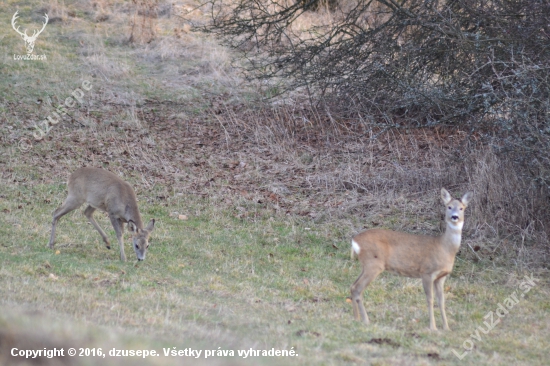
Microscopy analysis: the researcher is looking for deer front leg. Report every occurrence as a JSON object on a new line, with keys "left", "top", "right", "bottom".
{"left": 422, "top": 275, "right": 437, "bottom": 331}
{"left": 109, "top": 215, "right": 126, "bottom": 262}
{"left": 434, "top": 275, "right": 449, "bottom": 331}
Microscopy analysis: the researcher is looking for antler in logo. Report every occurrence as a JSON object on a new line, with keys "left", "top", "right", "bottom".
{"left": 11, "top": 11, "right": 49, "bottom": 54}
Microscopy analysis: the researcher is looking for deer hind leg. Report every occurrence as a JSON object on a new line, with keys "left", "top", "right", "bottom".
{"left": 422, "top": 274, "right": 437, "bottom": 331}
{"left": 49, "top": 195, "right": 83, "bottom": 248}
{"left": 351, "top": 264, "right": 382, "bottom": 325}
{"left": 434, "top": 275, "right": 449, "bottom": 330}
{"left": 84, "top": 205, "right": 111, "bottom": 249}
{"left": 109, "top": 215, "right": 126, "bottom": 262}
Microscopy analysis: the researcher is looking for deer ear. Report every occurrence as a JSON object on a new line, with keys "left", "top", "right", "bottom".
{"left": 441, "top": 188, "right": 452, "bottom": 205}
{"left": 145, "top": 219, "right": 155, "bottom": 232}
{"left": 461, "top": 191, "right": 473, "bottom": 206}
{"left": 128, "top": 220, "right": 137, "bottom": 232}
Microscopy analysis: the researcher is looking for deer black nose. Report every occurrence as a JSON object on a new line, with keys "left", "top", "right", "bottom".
{"left": 451, "top": 215, "right": 459, "bottom": 220}
{"left": 138, "top": 258, "right": 143, "bottom": 261}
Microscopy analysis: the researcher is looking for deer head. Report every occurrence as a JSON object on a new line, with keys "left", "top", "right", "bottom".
{"left": 12, "top": 11, "right": 49, "bottom": 54}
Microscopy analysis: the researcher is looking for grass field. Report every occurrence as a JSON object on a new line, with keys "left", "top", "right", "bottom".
{"left": 1, "top": 1, "right": 549, "bottom": 365}
{"left": 1, "top": 183, "right": 548, "bottom": 365}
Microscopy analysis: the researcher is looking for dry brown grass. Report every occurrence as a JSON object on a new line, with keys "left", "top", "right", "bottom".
{"left": 205, "top": 102, "right": 550, "bottom": 267}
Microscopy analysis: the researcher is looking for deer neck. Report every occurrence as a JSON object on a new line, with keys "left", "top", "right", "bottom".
{"left": 125, "top": 203, "right": 143, "bottom": 229}
{"left": 442, "top": 221, "right": 463, "bottom": 253}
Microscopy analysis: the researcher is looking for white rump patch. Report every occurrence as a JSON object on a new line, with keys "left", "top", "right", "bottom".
{"left": 351, "top": 239, "right": 361, "bottom": 254}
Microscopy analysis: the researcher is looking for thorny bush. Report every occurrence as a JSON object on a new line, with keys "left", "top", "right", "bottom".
{"left": 204, "top": 0, "right": 550, "bottom": 247}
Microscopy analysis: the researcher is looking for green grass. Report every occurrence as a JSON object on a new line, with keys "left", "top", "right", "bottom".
{"left": 0, "top": 184, "right": 548, "bottom": 365}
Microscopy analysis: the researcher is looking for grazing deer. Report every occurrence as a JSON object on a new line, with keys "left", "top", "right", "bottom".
{"left": 49, "top": 167, "right": 155, "bottom": 261}
{"left": 350, "top": 188, "right": 472, "bottom": 331}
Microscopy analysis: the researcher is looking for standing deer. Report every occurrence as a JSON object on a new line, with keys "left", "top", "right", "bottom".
{"left": 49, "top": 167, "right": 155, "bottom": 261}
{"left": 350, "top": 188, "right": 472, "bottom": 331}
{"left": 11, "top": 11, "right": 48, "bottom": 54}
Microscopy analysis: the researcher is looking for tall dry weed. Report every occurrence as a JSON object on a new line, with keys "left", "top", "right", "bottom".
{"left": 208, "top": 103, "right": 549, "bottom": 266}
{"left": 129, "top": 0, "right": 159, "bottom": 43}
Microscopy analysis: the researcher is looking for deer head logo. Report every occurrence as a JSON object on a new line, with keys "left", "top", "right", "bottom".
{"left": 11, "top": 11, "right": 48, "bottom": 55}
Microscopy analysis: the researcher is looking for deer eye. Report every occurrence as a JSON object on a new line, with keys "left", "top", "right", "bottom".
{"left": 460, "top": 208, "right": 463, "bottom": 210}
{"left": 135, "top": 244, "right": 139, "bottom": 250}
{"left": 448, "top": 206, "right": 451, "bottom": 209}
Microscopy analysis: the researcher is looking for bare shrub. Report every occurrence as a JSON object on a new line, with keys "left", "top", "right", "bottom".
{"left": 204, "top": 0, "right": 550, "bottom": 253}
{"left": 206, "top": 97, "right": 549, "bottom": 267}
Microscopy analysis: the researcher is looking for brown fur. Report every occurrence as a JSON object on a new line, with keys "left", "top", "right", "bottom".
{"left": 48, "top": 167, "right": 155, "bottom": 261}
{"left": 350, "top": 188, "right": 472, "bottom": 330}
